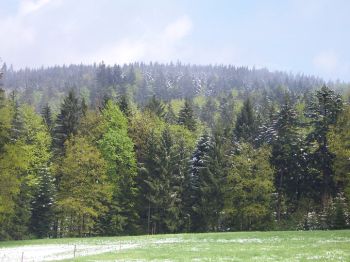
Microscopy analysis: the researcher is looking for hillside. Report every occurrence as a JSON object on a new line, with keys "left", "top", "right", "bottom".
{"left": 0, "top": 62, "right": 349, "bottom": 240}
{"left": 1, "top": 63, "right": 340, "bottom": 111}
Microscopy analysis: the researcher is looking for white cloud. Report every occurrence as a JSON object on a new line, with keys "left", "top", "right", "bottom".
{"left": 313, "top": 51, "right": 339, "bottom": 72}
{"left": 312, "top": 50, "right": 350, "bottom": 81}
{"left": 0, "top": 0, "right": 59, "bottom": 66}
{"left": 86, "top": 16, "right": 193, "bottom": 65}
{"left": 164, "top": 16, "right": 193, "bottom": 41}
{"left": 19, "top": 0, "right": 53, "bottom": 16}
{"left": 89, "top": 39, "right": 146, "bottom": 65}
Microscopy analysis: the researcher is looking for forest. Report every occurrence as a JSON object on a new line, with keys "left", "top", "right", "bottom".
{"left": 0, "top": 62, "right": 349, "bottom": 240}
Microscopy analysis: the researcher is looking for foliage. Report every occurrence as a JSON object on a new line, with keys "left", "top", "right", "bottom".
{"left": 0, "top": 66, "right": 349, "bottom": 240}
{"left": 328, "top": 105, "right": 350, "bottom": 201}
{"left": 97, "top": 101, "right": 139, "bottom": 235}
{"left": 178, "top": 99, "right": 196, "bottom": 131}
{"left": 224, "top": 143, "right": 274, "bottom": 230}
{"left": 56, "top": 135, "right": 110, "bottom": 237}
{"left": 306, "top": 85, "right": 343, "bottom": 205}
{"left": 52, "top": 90, "right": 83, "bottom": 154}
{"left": 234, "top": 98, "right": 257, "bottom": 143}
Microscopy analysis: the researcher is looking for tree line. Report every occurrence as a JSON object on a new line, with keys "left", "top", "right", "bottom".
{"left": 0, "top": 64, "right": 349, "bottom": 240}
{"left": 3, "top": 62, "right": 345, "bottom": 112}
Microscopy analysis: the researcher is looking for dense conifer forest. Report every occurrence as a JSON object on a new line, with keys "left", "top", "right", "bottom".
{"left": 0, "top": 62, "right": 349, "bottom": 240}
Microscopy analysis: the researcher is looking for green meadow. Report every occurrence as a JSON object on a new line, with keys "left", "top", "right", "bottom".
{"left": 0, "top": 230, "right": 349, "bottom": 261}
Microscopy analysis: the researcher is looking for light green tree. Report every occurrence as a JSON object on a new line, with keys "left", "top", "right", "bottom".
{"left": 224, "top": 143, "right": 274, "bottom": 230}
{"left": 97, "top": 101, "right": 139, "bottom": 234}
{"left": 0, "top": 142, "right": 30, "bottom": 225}
{"left": 329, "top": 105, "right": 350, "bottom": 201}
{"left": 57, "top": 135, "right": 110, "bottom": 237}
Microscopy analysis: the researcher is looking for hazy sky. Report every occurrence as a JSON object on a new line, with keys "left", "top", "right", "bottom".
{"left": 0, "top": 0, "right": 349, "bottom": 81}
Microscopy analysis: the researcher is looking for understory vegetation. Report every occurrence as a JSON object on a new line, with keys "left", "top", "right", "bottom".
{"left": 0, "top": 63, "right": 349, "bottom": 240}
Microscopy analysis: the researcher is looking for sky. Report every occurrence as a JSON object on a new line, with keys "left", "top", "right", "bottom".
{"left": 0, "top": 0, "right": 349, "bottom": 81}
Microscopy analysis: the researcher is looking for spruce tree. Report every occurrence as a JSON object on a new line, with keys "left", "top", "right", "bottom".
{"left": 307, "top": 85, "right": 343, "bottom": 205}
{"left": 52, "top": 90, "right": 81, "bottom": 154}
{"left": 201, "top": 97, "right": 217, "bottom": 129}
{"left": 41, "top": 104, "right": 53, "bottom": 131}
{"left": 10, "top": 101, "right": 23, "bottom": 142}
{"left": 270, "top": 97, "right": 306, "bottom": 221}
{"left": 183, "top": 133, "right": 211, "bottom": 231}
{"left": 234, "top": 97, "right": 257, "bottom": 142}
{"left": 0, "top": 88, "right": 5, "bottom": 108}
{"left": 171, "top": 136, "right": 191, "bottom": 232}
{"left": 225, "top": 143, "right": 274, "bottom": 230}
{"left": 145, "top": 95, "right": 165, "bottom": 118}
{"left": 154, "top": 127, "right": 177, "bottom": 233}
{"left": 196, "top": 130, "right": 226, "bottom": 231}
{"left": 117, "top": 95, "right": 131, "bottom": 117}
{"left": 140, "top": 131, "right": 162, "bottom": 234}
{"left": 81, "top": 97, "right": 87, "bottom": 117}
{"left": 218, "top": 93, "right": 235, "bottom": 124}
{"left": 178, "top": 99, "right": 196, "bottom": 131}
{"left": 112, "top": 65, "right": 123, "bottom": 87}
{"left": 164, "top": 103, "right": 177, "bottom": 124}
{"left": 0, "top": 91, "right": 12, "bottom": 153}
{"left": 30, "top": 167, "right": 55, "bottom": 238}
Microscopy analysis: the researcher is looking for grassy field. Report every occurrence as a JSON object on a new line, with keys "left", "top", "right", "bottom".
{"left": 0, "top": 230, "right": 349, "bottom": 261}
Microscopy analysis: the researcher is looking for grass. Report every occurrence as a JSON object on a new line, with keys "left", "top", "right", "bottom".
{"left": 1, "top": 230, "right": 349, "bottom": 261}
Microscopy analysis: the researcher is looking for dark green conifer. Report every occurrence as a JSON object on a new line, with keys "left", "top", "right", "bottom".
{"left": 178, "top": 99, "right": 196, "bottom": 131}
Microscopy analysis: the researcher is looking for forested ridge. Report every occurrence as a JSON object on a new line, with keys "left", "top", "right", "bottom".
{"left": 0, "top": 62, "right": 349, "bottom": 240}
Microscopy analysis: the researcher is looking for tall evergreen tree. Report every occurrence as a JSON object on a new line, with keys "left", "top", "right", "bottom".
{"left": 201, "top": 97, "right": 217, "bottom": 129}
{"left": 307, "top": 85, "right": 343, "bottom": 205}
{"left": 117, "top": 95, "right": 131, "bottom": 117}
{"left": 10, "top": 101, "right": 23, "bottom": 142}
{"left": 234, "top": 97, "right": 257, "bottom": 143}
{"left": 171, "top": 134, "right": 192, "bottom": 232}
{"left": 81, "top": 97, "right": 88, "bottom": 117}
{"left": 183, "top": 133, "right": 211, "bottom": 231}
{"left": 112, "top": 65, "right": 123, "bottom": 87}
{"left": 138, "top": 126, "right": 191, "bottom": 234}
{"left": 52, "top": 90, "right": 81, "bottom": 154}
{"left": 145, "top": 95, "right": 165, "bottom": 118}
{"left": 224, "top": 143, "right": 274, "bottom": 230}
{"left": 0, "top": 91, "right": 12, "bottom": 153}
{"left": 41, "top": 104, "right": 53, "bottom": 131}
{"left": 178, "top": 99, "right": 196, "bottom": 131}
{"left": 30, "top": 167, "right": 55, "bottom": 238}
{"left": 270, "top": 97, "right": 306, "bottom": 221}
{"left": 147, "top": 128, "right": 175, "bottom": 233}
{"left": 218, "top": 93, "right": 235, "bottom": 124}
{"left": 0, "top": 88, "right": 5, "bottom": 107}
{"left": 139, "top": 131, "right": 161, "bottom": 234}
{"left": 164, "top": 103, "right": 177, "bottom": 124}
{"left": 196, "top": 130, "right": 227, "bottom": 231}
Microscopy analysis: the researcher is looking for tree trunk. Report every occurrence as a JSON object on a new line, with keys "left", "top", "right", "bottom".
{"left": 147, "top": 199, "right": 151, "bottom": 235}
{"left": 277, "top": 172, "right": 284, "bottom": 222}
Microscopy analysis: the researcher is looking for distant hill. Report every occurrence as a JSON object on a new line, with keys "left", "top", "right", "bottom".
{"left": 3, "top": 62, "right": 346, "bottom": 111}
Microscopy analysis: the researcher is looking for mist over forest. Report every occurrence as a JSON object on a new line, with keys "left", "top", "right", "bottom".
{"left": 1, "top": 62, "right": 349, "bottom": 111}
